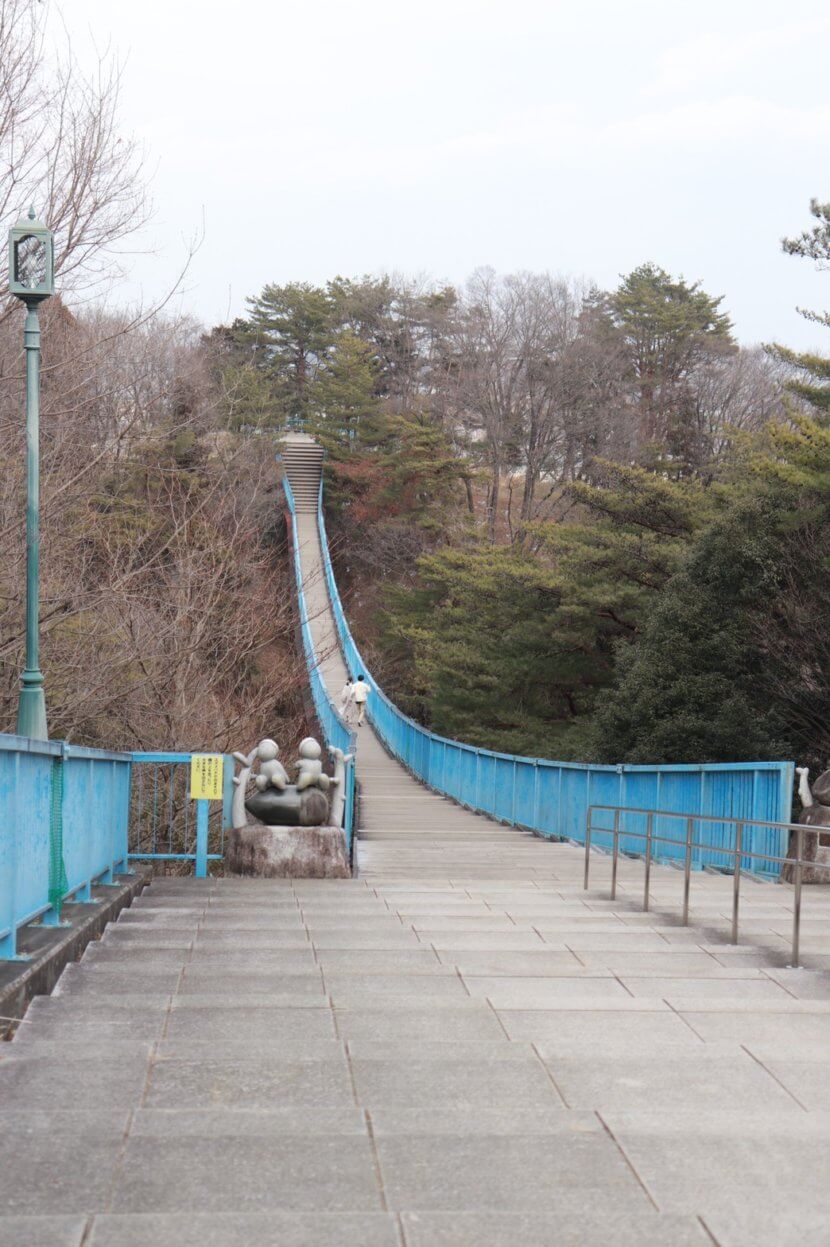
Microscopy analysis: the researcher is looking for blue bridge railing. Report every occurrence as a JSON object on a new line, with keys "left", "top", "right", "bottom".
{"left": 282, "top": 472, "right": 357, "bottom": 852}
{"left": 129, "top": 752, "right": 234, "bottom": 877}
{"left": 0, "top": 733, "right": 131, "bottom": 960}
{"left": 316, "top": 490, "right": 794, "bottom": 877}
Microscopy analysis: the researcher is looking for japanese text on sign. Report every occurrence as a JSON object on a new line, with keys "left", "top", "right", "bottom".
{"left": 190, "top": 754, "right": 224, "bottom": 801}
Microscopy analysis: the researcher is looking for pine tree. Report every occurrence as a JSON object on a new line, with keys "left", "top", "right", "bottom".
{"left": 767, "top": 199, "right": 830, "bottom": 413}
{"left": 244, "top": 282, "right": 334, "bottom": 426}
{"left": 307, "top": 331, "right": 383, "bottom": 455}
{"left": 611, "top": 263, "right": 735, "bottom": 472}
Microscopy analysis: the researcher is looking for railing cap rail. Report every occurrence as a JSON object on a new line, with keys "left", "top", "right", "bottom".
{"left": 588, "top": 803, "right": 803, "bottom": 831}
{"left": 0, "top": 731, "right": 131, "bottom": 762}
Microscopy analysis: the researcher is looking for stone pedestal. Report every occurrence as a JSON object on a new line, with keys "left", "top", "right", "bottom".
{"left": 226, "top": 824, "right": 350, "bottom": 879}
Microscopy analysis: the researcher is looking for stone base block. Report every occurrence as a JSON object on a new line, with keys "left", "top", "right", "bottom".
{"left": 226, "top": 824, "right": 350, "bottom": 879}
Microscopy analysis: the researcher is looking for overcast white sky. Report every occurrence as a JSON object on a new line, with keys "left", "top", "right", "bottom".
{"left": 63, "top": 0, "right": 830, "bottom": 347}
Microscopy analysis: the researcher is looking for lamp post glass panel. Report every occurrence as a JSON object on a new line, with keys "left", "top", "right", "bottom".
{"left": 8, "top": 208, "right": 55, "bottom": 740}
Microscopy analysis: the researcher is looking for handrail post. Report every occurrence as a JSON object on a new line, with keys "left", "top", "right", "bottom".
{"left": 610, "top": 808, "right": 620, "bottom": 900}
{"left": 682, "top": 816, "right": 693, "bottom": 925}
{"left": 643, "top": 812, "right": 653, "bottom": 912}
{"left": 583, "top": 809, "right": 592, "bottom": 890}
{"left": 791, "top": 826, "right": 804, "bottom": 968}
{"left": 732, "top": 821, "right": 743, "bottom": 944}
{"left": 195, "top": 799, "right": 209, "bottom": 879}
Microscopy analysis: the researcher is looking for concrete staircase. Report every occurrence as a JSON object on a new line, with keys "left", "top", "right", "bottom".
{"left": 280, "top": 432, "right": 324, "bottom": 513}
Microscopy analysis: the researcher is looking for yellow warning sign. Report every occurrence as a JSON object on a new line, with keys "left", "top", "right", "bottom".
{"left": 190, "top": 754, "right": 224, "bottom": 801}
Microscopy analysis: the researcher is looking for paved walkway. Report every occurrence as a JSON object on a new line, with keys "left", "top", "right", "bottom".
{"left": 3, "top": 525, "right": 830, "bottom": 1244}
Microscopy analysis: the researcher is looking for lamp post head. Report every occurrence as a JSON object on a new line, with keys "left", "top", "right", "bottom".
{"left": 8, "top": 206, "right": 54, "bottom": 302}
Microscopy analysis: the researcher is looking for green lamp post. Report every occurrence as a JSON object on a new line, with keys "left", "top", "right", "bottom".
{"left": 8, "top": 207, "right": 55, "bottom": 740}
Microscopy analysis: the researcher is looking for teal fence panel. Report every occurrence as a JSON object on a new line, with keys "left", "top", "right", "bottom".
{"left": 0, "top": 733, "right": 131, "bottom": 960}
{"left": 315, "top": 491, "right": 794, "bottom": 877}
{"left": 281, "top": 471, "right": 357, "bottom": 852}
{"left": 128, "top": 752, "right": 232, "bottom": 876}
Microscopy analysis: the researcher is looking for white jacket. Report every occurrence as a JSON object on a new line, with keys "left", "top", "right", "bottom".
{"left": 353, "top": 680, "right": 370, "bottom": 704}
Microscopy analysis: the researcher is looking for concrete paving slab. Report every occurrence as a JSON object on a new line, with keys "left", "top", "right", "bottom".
{"left": 0, "top": 1108, "right": 129, "bottom": 1134}
{"left": 435, "top": 951, "right": 585, "bottom": 975}
{"left": 0, "top": 1053, "right": 150, "bottom": 1110}
{"left": 369, "top": 1105, "right": 588, "bottom": 1135}
{"left": 542, "top": 932, "right": 674, "bottom": 950}
{"left": 399, "top": 1210, "right": 710, "bottom": 1246}
{"left": 421, "top": 931, "right": 546, "bottom": 949}
{"left": 10, "top": 997, "right": 168, "bottom": 1042}
{"left": 408, "top": 917, "right": 519, "bottom": 931}
{"left": 88, "top": 1212, "right": 401, "bottom": 1247}
{"left": 0, "top": 1129, "right": 122, "bottom": 1214}
{"left": 169, "top": 992, "right": 330, "bottom": 1009}
{"left": 196, "top": 916, "right": 307, "bottom": 930}
{"left": 541, "top": 1052, "right": 802, "bottom": 1113}
{"left": 752, "top": 1059, "right": 830, "bottom": 1110}
{"left": 315, "top": 950, "right": 447, "bottom": 973}
{"left": 193, "top": 931, "right": 312, "bottom": 948}
{"left": 703, "top": 1210, "right": 830, "bottom": 1246}
{"left": 81, "top": 946, "right": 189, "bottom": 966}
{"left": 178, "top": 970, "right": 324, "bottom": 996}
{"left": 332, "top": 1006, "right": 506, "bottom": 1042}
{"left": 374, "top": 1133, "right": 652, "bottom": 1211}
{"left": 620, "top": 976, "right": 792, "bottom": 1000}
{"left": 131, "top": 1107, "right": 366, "bottom": 1136}
{"left": 8, "top": 1037, "right": 156, "bottom": 1058}
{"left": 462, "top": 975, "right": 634, "bottom": 1008}
{"left": 184, "top": 949, "right": 319, "bottom": 971}
{"left": 324, "top": 973, "right": 468, "bottom": 1001}
{"left": 101, "top": 931, "right": 194, "bottom": 948}
{"left": 345, "top": 1039, "right": 531, "bottom": 1061}
{"left": 145, "top": 1057, "right": 354, "bottom": 1109}
{"left": 310, "top": 932, "right": 424, "bottom": 949}
{"left": 351, "top": 1056, "right": 559, "bottom": 1108}
{"left": 515, "top": 1010, "right": 704, "bottom": 1049}
{"left": 572, "top": 952, "right": 754, "bottom": 975}
{"left": 0, "top": 1217, "right": 86, "bottom": 1246}
{"left": 603, "top": 1128, "right": 830, "bottom": 1216}
{"left": 110, "top": 1136, "right": 382, "bottom": 1213}
{"left": 764, "top": 968, "right": 830, "bottom": 998}
{"left": 162, "top": 1005, "right": 337, "bottom": 1049}
{"left": 53, "top": 965, "right": 181, "bottom": 996}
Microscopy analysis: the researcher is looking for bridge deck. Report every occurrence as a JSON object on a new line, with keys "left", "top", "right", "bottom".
{"left": 3, "top": 524, "right": 830, "bottom": 1243}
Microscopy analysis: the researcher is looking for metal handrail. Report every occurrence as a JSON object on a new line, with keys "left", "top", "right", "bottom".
{"left": 584, "top": 804, "right": 829, "bottom": 968}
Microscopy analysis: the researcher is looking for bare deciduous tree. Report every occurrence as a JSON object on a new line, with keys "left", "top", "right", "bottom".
{"left": 0, "top": 0, "right": 148, "bottom": 321}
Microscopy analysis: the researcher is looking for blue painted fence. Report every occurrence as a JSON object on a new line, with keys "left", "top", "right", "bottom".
{"left": 315, "top": 490, "right": 794, "bottom": 877}
{"left": 282, "top": 473, "right": 357, "bottom": 852}
{"left": 129, "top": 753, "right": 234, "bottom": 877}
{"left": 0, "top": 733, "right": 131, "bottom": 960}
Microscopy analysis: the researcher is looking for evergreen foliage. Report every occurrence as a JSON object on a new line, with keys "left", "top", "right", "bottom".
{"left": 609, "top": 263, "right": 735, "bottom": 473}
{"left": 767, "top": 199, "right": 830, "bottom": 412}
{"left": 593, "top": 412, "right": 830, "bottom": 767}
{"left": 244, "top": 282, "right": 334, "bottom": 425}
{"left": 383, "top": 542, "right": 585, "bottom": 756}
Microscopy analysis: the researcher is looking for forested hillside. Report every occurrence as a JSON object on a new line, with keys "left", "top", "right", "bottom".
{"left": 216, "top": 223, "right": 830, "bottom": 772}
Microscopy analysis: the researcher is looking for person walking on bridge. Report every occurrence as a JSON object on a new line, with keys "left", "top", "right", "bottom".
{"left": 353, "top": 675, "right": 371, "bottom": 726}
{"left": 338, "top": 678, "right": 353, "bottom": 728}
{"left": 339, "top": 677, "right": 356, "bottom": 725}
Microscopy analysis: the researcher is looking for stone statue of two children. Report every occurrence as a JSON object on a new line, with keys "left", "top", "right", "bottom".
{"left": 784, "top": 764, "right": 830, "bottom": 883}
{"left": 231, "top": 737, "right": 352, "bottom": 831}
